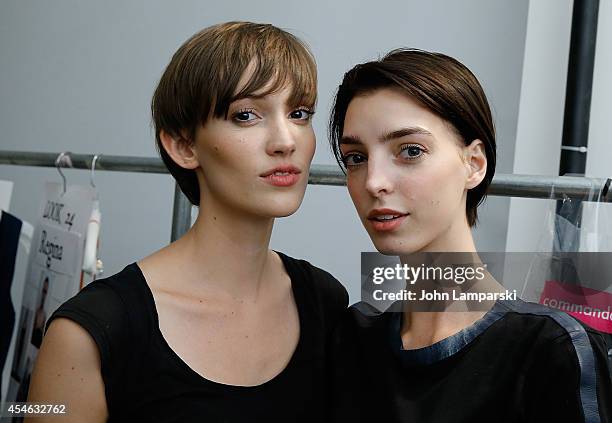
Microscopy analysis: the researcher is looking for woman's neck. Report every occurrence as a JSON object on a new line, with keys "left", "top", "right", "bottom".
{"left": 146, "top": 200, "right": 278, "bottom": 301}
{"left": 398, "top": 215, "right": 499, "bottom": 349}
{"left": 419, "top": 212, "right": 478, "bottom": 253}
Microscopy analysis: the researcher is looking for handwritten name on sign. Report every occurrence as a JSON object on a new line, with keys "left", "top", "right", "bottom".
{"left": 42, "top": 200, "right": 76, "bottom": 230}
{"left": 38, "top": 229, "right": 64, "bottom": 268}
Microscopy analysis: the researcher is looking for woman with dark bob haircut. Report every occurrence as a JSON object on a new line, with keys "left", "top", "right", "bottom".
{"left": 329, "top": 49, "right": 611, "bottom": 422}
{"left": 26, "top": 22, "right": 347, "bottom": 422}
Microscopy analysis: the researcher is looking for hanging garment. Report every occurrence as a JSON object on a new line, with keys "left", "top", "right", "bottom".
{"left": 0, "top": 210, "right": 23, "bottom": 401}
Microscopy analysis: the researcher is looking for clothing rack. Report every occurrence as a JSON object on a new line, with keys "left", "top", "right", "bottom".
{"left": 1, "top": 150, "right": 610, "bottom": 241}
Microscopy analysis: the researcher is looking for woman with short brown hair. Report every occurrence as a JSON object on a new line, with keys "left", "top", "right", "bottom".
{"left": 330, "top": 48, "right": 611, "bottom": 422}
{"left": 27, "top": 22, "right": 347, "bottom": 422}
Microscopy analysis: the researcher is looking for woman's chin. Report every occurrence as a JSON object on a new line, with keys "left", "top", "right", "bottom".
{"left": 372, "top": 237, "right": 426, "bottom": 256}
{"left": 264, "top": 201, "right": 302, "bottom": 219}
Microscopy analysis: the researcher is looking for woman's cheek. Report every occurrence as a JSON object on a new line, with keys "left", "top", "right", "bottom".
{"left": 347, "top": 175, "right": 361, "bottom": 201}
{"left": 306, "top": 132, "right": 316, "bottom": 160}
{"left": 397, "top": 175, "right": 422, "bottom": 205}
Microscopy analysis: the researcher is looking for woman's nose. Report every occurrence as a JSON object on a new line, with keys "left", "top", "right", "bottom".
{"left": 266, "top": 118, "right": 297, "bottom": 156}
{"left": 365, "top": 158, "right": 394, "bottom": 197}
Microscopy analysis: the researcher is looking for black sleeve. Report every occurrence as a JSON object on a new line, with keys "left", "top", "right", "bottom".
{"left": 44, "top": 280, "right": 129, "bottom": 400}
{"left": 524, "top": 329, "right": 612, "bottom": 422}
{"left": 591, "top": 331, "right": 612, "bottom": 422}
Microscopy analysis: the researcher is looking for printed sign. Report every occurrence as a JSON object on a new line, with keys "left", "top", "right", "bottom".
{"left": 540, "top": 280, "right": 612, "bottom": 334}
{"left": 5, "top": 182, "right": 95, "bottom": 412}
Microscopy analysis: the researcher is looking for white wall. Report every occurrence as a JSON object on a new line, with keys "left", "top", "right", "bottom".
{"left": 506, "top": 0, "right": 573, "bottom": 252}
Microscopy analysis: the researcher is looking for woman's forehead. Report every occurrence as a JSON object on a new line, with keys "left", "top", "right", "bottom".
{"left": 344, "top": 91, "right": 437, "bottom": 132}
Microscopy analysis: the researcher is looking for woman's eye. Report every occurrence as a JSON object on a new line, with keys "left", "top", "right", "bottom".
{"left": 342, "top": 153, "right": 367, "bottom": 167}
{"left": 232, "top": 110, "right": 258, "bottom": 122}
{"left": 289, "top": 108, "right": 314, "bottom": 120}
{"left": 399, "top": 144, "right": 424, "bottom": 160}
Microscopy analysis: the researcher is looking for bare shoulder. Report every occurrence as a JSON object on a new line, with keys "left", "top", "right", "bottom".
{"left": 26, "top": 317, "right": 107, "bottom": 423}
{"left": 137, "top": 245, "right": 179, "bottom": 290}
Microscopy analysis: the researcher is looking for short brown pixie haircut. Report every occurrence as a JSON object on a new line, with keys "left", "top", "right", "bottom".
{"left": 152, "top": 21, "right": 317, "bottom": 205}
{"left": 329, "top": 48, "right": 496, "bottom": 227}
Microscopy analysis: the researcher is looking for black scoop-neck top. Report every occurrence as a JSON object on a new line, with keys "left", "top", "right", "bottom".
{"left": 46, "top": 252, "right": 348, "bottom": 422}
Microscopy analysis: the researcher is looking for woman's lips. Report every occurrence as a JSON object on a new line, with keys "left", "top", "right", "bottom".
{"left": 367, "top": 209, "right": 409, "bottom": 232}
{"left": 260, "top": 166, "right": 301, "bottom": 187}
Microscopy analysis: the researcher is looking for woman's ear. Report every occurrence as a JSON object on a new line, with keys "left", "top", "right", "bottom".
{"left": 464, "top": 139, "right": 487, "bottom": 189}
{"left": 159, "top": 130, "right": 199, "bottom": 170}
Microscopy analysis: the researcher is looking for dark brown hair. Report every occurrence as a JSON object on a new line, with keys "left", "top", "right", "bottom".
{"left": 152, "top": 21, "right": 317, "bottom": 205}
{"left": 329, "top": 48, "right": 496, "bottom": 226}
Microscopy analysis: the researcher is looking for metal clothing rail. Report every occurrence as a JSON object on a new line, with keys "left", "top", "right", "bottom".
{"left": 1, "top": 150, "right": 610, "bottom": 241}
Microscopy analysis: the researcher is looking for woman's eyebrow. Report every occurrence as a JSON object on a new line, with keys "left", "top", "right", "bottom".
{"left": 380, "top": 126, "right": 432, "bottom": 142}
{"left": 340, "top": 126, "right": 432, "bottom": 146}
{"left": 339, "top": 135, "right": 362, "bottom": 145}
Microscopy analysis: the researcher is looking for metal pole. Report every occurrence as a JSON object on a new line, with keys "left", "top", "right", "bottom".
{"left": 2, "top": 150, "right": 612, "bottom": 242}
{"left": 556, "top": 0, "right": 600, "bottom": 252}
{"left": 555, "top": 2, "right": 610, "bottom": 369}
{"left": 559, "top": 0, "right": 599, "bottom": 176}
{"left": 488, "top": 174, "right": 607, "bottom": 201}
{"left": 1, "top": 150, "right": 611, "bottom": 201}
{"left": 0, "top": 151, "right": 167, "bottom": 174}
{"left": 308, "top": 164, "right": 346, "bottom": 186}
{"left": 171, "top": 183, "right": 192, "bottom": 242}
